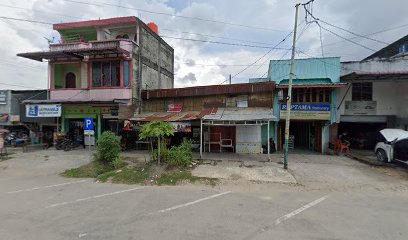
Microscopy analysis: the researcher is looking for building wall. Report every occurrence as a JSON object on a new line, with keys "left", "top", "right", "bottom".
{"left": 142, "top": 92, "right": 274, "bottom": 112}
{"left": 268, "top": 57, "right": 341, "bottom": 83}
{"left": 53, "top": 63, "right": 82, "bottom": 88}
{"left": 341, "top": 58, "right": 408, "bottom": 75}
{"left": 336, "top": 80, "right": 408, "bottom": 128}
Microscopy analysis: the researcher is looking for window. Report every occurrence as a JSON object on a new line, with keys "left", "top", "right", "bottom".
{"left": 123, "top": 61, "right": 130, "bottom": 87}
{"left": 352, "top": 82, "right": 372, "bottom": 101}
{"left": 236, "top": 95, "right": 248, "bottom": 108}
{"left": 65, "top": 72, "right": 76, "bottom": 88}
{"left": 92, "top": 61, "right": 121, "bottom": 87}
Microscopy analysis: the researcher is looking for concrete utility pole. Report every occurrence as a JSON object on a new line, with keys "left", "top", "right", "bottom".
{"left": 283, "top": 3, "right": 300, "bottom": 170}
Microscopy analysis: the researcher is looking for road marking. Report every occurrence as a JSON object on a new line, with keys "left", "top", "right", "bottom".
{"left": 7, "top": 180, "right": 87, "bottom": 194}
{"left": 78, "top": 233, "right": 88, "bottom": 238}
{"left": 155, "top": 191, "right": 232, "bottom": 214}
{"left": 47, "top": 186, "right": 145, "bottom": 208}
{"left": 275, "top": 195, "right": 327, "bottom": 225}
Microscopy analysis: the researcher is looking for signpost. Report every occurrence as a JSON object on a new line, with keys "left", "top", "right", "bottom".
{"left": 84, "top": 118, "right": 94, "bottom": 150}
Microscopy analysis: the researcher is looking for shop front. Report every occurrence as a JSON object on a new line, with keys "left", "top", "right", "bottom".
{"left": 62, "top": 104, "right": 119, "bottom": 145}
{"left": 277, "top": 103, "right": 331, "bottom": 153}
{"left": 200, "top": 107, "right": 276, "bottom": 158}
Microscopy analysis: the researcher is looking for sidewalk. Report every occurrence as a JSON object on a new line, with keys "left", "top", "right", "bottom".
{"left": 345, "top": 150, "right": 387, "bottom": 166}
{"left": 192, "top": 159, "right": 297, "bottom": 184}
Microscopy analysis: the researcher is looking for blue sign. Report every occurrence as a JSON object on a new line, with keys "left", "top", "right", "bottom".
{"left": 27, "top": 105, "right": 39, "bottom": 117}
{"left": 280, "top": 103, "right": 331, "bottom": 112}
{"left": 84, "top": 118, "right": 94, "bottom": 130}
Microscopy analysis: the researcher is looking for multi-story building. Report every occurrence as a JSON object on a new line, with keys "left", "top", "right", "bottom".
{"left": 18, "top": 17, "right": 174, "bottom": 143}
{"left": 336, "top": 35, "right": 408, "bottom": 149}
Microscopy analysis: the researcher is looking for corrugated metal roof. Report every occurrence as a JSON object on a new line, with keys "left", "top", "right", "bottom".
{"left": 17, "top": 46, "right": 129, "bottom": 62}
{"left": 341, "top": 72, "right": 408, "bottom": 81}
{"left": 142, "top": 82, "right": 275, "bottom": 99}
{"left": 248, "top": 57, "right": 341, "bottom": 84}
{"left": 131, "top": 108, "right": 217, "bottom": 122}
{"left": 202, "top": 107, "right": 276, "bottom": 121}
{"left": 53, "top": 16, "right": 138, "bottom": 30}
{"left": 276, "top": 78, "right": 347, "bottom": 88}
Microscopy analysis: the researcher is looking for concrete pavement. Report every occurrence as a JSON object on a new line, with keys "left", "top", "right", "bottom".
{"left": 0, "top": 149, "right": 407, "bottom": 239}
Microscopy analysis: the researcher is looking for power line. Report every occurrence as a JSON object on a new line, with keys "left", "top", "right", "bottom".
{"left": 160, "top": 28, "right": 285, "bottom": 47}
{"left": 318, "top": 18, "right": 389, "bottom": 46}
{"left": 161, "top": 35, "right": 292, "bottom": 50}
{"left": 225, "top": 30, "right": 295, "bottom": 83}
{"left": 302, "top": 4, "right": 377, "bottom": 52}
{"left": 63, "top": 0, "right": 287, "bottom": 32}
{"left": 0, "top": 4, "right": 88, "bottom": 21}
{"left": 0, "top": 16, "right": 51, "bottom": 25}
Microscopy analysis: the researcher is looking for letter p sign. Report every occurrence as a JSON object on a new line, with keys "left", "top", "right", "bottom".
{"left": 84, "top": 118, "right": 94, "bottom": 130}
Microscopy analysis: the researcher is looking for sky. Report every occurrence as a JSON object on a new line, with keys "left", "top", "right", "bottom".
{"left": 0, "top": 0, "right": 408, "bottom": 90}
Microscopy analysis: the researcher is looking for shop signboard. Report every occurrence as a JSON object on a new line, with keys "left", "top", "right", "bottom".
{"left": 280, "top": 103, "right": 331, "bottom": 120}
{"left": 344, "top": 101, "right": 376, "bottom": 115}
{"left": 26, "top": 104, "right": 61, "bottom": 117}
{"left": 167, "top": 102, "right": 183, "bottom": 113}
{"left": 0, "top": 91, "right": 7, "bottom": 104}
{"left": 172, "top": 122, "right": 191, "bottom": 133}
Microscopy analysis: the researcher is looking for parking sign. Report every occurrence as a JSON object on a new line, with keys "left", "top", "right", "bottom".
{"left": 84, "top": 118, "right": 94, "bottom": 130}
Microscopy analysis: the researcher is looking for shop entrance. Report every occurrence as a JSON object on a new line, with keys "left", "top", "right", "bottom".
{"left": 66, "top": 119, "right": 85, "bottom": 145}
{"left": 278, "top": 121, "right": 322, "bottom": 152}
{"left": 338, "top": 122, "right": 386, "bottom": 149}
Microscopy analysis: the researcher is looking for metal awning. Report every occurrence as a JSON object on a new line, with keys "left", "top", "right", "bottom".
{"left": 131, "top": 108, "right": 217, "bottom": 122}
{"left": 277, "top": 78, "right": 347, "bottom": 88}
{"left": 202, "top": 107, "right": 276, "bottom": 125}
{"left": 17, "top": 46, "right": 129, "bottom": 62}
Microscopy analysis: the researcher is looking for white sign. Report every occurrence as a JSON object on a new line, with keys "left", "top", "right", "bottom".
{"left": 344, "top": 101, "right": 376, "bottom": 115}
{"left": 84, "top": 130, "right": 95, "bottom": 135}
{"left": 26, "top": 104, "right": 62, "bottom": 117}
{"left": 0, "top": 91, "right": 7, "bottom": 105}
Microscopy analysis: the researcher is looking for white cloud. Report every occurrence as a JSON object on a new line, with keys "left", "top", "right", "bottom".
{"left": 1, "top": 0, "right": 408, "bottom": 90}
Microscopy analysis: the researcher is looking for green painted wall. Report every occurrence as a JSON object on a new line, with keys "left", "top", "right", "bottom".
{"left": 60, "top": 27, "right": 97, "bottom": 42}
{"left": 62, "top": 105, "right": 102, "bottom": 138}
{"left": 53, "top": 63, "right": 81, "bottom": 88}
{"left": 261, "top": 121, "right": 275, "bottom": 147}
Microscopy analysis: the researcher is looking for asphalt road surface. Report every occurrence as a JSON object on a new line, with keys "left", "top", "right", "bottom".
{"left": 0, "top": 149, "right": 407, "bottom": 240}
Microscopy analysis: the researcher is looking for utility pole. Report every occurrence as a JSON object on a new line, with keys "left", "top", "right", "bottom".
{"left": 283, "top": 3, "right": 300, "bottom": 170}
{"left": 229, "top": 74, "right": 231, "bottom": 84}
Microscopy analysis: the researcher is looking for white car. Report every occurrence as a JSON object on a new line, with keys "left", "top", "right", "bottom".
{"left": 375, "top": 129, "right": 408, "bottom": 163}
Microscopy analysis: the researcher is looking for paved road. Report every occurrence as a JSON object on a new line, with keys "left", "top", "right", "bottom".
{"left": 0, "top": 149, "right": 407, "bottom": 239}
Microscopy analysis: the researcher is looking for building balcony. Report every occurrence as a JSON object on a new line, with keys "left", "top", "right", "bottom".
{"left": 17, "top": 39, "right": 135, "bottom": 62}
{"left": 50, "top": 88, "right": 132, "bottom": 104}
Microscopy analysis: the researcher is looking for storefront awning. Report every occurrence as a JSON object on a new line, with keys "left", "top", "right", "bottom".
{"left": 202, "top": 107, "right": 276, "bottom": 122}
{"left": 17, "top": 45, "right": 130, "bottom": 62}
{"left": 131, "top": 108, "right": 218, "bottom": 122}
{"left": 277, "top": 78, "right": 347, "bottom": 88}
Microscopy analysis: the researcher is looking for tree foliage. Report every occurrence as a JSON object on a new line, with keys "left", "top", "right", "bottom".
{"left": 139, "top": 121, "right": 174, "bottom": 165}
{"left": 139, "top": 121, "right": 174, "bottom": 140}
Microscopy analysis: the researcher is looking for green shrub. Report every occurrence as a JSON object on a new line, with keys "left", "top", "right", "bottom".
{"left": 166, "top": 140, "right": 193, "bottom": 168}
{"left": 94, "top": 131, "right": 121, "bottom": 164}
{"left": 112, "top": 157, "right": 126, "bottom": 169}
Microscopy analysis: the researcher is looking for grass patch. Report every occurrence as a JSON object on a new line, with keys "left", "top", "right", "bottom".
{"left": 111, "top": 167, "right": 151, "bottom": 184}
{"left": 157, "top": 170, "right": 218, "bottom": 186}
{"left": 62, "top": 161, "right": 114, "bottom": 178}
{"left": 62, "top": 161, "right": 218, "bottom": 186}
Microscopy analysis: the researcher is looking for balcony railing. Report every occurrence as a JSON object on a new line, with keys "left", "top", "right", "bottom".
{"left": 49, "top": 39, "right": 133, "bottom": 52}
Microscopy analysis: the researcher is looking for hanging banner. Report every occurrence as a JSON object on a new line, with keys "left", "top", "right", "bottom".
{"left": 26, "top": 104, "right": 62, "bottom": 117}
{"left": 172, "top": 122, "right": 191, "bottom": 133}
